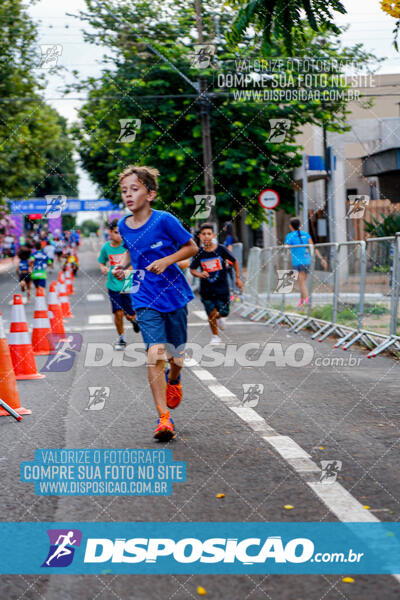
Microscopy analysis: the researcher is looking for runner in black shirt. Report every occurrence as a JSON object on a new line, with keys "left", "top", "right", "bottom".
{"left": 190, "top": 223, "right": 243, "bottom": 344}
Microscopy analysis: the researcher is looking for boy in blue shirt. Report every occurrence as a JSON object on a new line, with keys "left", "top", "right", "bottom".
{"left": 113, "top": 165, "right": 198, "bottom": 442}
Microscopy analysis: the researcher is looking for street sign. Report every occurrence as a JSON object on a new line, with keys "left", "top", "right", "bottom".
{"left": 9, "top": 198, "right": 116, "bottom": 214}
{"left": 258, "top": 189, "right": 280, "bottom": 210}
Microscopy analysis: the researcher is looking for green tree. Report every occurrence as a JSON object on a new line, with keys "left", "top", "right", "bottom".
{"left": 0, "top": 0, "right": 78, "bottom": 203}
{"left": 227, "top": 0, "right": 346, "bottom": 54}
{"left": 35, "top": 111, "right": 79, "bottom": 197}
{"left": 80, "top": 219, "right": 100, "bottom": 236}
{"left": 72, "top": 0, "right": 374, "bottom": 228}
{"left": 62, "top": 214, "right": 77, "bottom": 231}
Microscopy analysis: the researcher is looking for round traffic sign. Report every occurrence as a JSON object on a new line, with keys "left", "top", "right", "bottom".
{"left": 258, "top": 189, "right": 280, "bottom": 210}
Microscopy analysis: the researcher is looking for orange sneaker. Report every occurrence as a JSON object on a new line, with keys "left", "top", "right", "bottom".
{"left": 165, "top": 369, "right": 182, "bottom": 410}
{"left": 153, "top": 411, "right": 175, "bottom": 441}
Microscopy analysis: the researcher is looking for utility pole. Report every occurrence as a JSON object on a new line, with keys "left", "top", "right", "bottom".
{"left": 195, "top": 0, "right": 216, "bottom": 223}
{"left": 96, "top": 1, "right": 216, "bottom": 225}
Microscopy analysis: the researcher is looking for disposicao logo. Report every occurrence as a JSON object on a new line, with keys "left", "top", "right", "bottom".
{"left": 83, "top": 536, "right": 314, "bottom": 564}
{"left": 42, "top": 529, "right": 82, "bottom": 567}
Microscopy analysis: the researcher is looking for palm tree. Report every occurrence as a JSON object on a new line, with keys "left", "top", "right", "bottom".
{"left": 227, "top": 0, "right": 346, "bottom": 54}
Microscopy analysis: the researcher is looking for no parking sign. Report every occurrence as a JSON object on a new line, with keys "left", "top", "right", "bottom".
{"left": 258, "top": 189, "right": 280, "bottom": 210}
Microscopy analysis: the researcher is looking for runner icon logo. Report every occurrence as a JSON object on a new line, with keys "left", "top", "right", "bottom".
{"left": 39, "top": 44, "right": 62, "bottom": 68}
{"left": 346, "top": 195, "right": 369, "bottom": 219}
{"left": 42, "top": 529, "right": 82, "bottom": 568}
{"left": 320, "top": 460, "right": 342, "bottom": 484}
{"left": 241, "top": 383, "right": 264, "bottom": 408}
{"left": 120, "top": 269, "right": 145, "bottom": 294}
{"left": 117, "top": 119, "right": 141, "bottom": 143}
{"left": 268, "top": 118, "right": 291, "bottom": 143}
{"left": 274, "top": 270, "right": 298, "bottom": 294}
{"left": 192, "top": 195, "right": 216, "bottom": 219}
{"left": 44, "top": 195, "right": 67, "bottom": 219}
{"left": 86, "top": 386, "right": 110, "bottom": 411}
{"left": 190, "top": 44, "right": 215, "bottom": 68}
{"left": 41, "top": 334, "right": 83, "bottom": 372}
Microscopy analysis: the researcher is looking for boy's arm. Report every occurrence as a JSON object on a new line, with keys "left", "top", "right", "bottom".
{"left": 146, "top": 239, "right": 198, "bottom": 275}
{"left": 111, "top": 251, "right": 132, "bottom": 280}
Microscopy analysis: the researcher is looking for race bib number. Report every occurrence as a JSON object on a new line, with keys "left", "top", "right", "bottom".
{"left": 109, "top": 254, "right": 124, "bottom": 266}
{"left": 201, "top": 257, "right": 222, "bottom": 273}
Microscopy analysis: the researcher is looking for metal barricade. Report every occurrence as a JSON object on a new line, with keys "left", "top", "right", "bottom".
{"left": 236, "top": 246, "right": 262, "bottom": 317}
{"left": 365, "top": 233, "right": 400, "bottom": 357}
{"left": 238, "top": 234, "right": 400, "bottom": 360}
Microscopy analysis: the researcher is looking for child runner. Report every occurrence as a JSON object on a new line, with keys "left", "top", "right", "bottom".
{"left": 284, "top": 217, "right": 327, "bottom": 308}
{"left": 98, "top": 219, "right": 140, "bottom": 351}
{"left": 16, "top": 246, "right": 32, "bottom": 303}
{"left": 112, "top": 165, "right": 198, "bottom": 442}
{"left": 30, "top": 240, "right": 49, "bottom": 289}
{"left": 190, "top": 222, "right": 243, "bottom": 345}
{"left": 44, "top": 239, "right": 55, "bottom": 270}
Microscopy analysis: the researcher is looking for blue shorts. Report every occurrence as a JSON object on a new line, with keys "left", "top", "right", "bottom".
{"left": 108, "top": 289, "right": 135, "bottom": 315}
{"left": 294, "top": 265, "right": 310, "bottom": 273}
{"left": 135, "top": 305, "right": 188, "bottom": 356}
{"left": 33, "top": 279, "right": 46, "bottom": 288}
{"left": 201, "top": 293, "right": 230, "bottom": 317}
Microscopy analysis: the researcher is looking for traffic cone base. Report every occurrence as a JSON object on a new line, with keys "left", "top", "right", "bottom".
{"left": 31, "top": 288, "right": 55, "bottom": 355}
{"left": 9, "top": 294, "right": 45, "bottom": 381}
{"left": 0, "top": 406, "right": 31, "bottom": 417}
{"left": 0, "top": 307, "right": 32, "bottom": 416}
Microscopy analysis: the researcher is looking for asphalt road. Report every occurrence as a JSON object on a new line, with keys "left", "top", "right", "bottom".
{"left": 0, "top": 239, "right": 399, "bottom": 599}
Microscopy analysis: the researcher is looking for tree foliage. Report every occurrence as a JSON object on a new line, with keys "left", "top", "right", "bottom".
{"left": 227, "top": 0, "right": 346, "bottom": 54}
{"left": 0, "top": 0, "right": 78, "bottom": 204}
{"left": 71, "top": 0, "right": 375, "bottom": 228}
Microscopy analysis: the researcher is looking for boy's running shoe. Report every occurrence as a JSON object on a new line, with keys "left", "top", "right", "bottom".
{"left": 210, "top": 334, "right": 223, "bottom": 345}
{"left": 153, "top": 411, "right": 175, "bottom": 441}
{"left": 217, "top": 317, "right": 226, "bottom": 330}
{"left": 165, "top": 368, "right": 182, "bottom": 409}
{"left": 113, "top": 340, "right": 127, "bottom": 351}
{"left": 132, "top": 319, "right": 140, "bottom": 333}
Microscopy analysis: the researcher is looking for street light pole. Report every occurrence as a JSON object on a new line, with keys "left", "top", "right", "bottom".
{"left": 195, "top": 0, "right": 216, "bottom": 222}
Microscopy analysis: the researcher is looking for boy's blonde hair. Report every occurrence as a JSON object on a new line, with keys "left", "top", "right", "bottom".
{"left": 118, "top": 165, "right": 160, "bottom": 192}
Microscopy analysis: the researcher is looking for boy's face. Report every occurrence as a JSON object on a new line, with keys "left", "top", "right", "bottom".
{"left": 109, "top": 227, "right": 121, "bottom": 243}
{"left": 120, "top": 174, "right": 156, "bottom": 213}
{"left": 199, "top": 228, "right": 214, "bottom": 247}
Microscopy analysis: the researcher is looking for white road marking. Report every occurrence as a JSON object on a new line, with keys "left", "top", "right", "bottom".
{"left": 88, "top": 314, "right": 113, "bottom": 324}
{"left": 192, "top": 310, "right": 208, "bottom": 320}
{"left": 191, "top": 369, "right": 217, "bottom": 382}
{"left": 190, "top": 364, "right": 400, "bottom": 583}
{"left": 208, "top": 383, "right": 236, "bottom": 398}
{"left": 308, "top": 482, "right": 379, "bottom": 523}
{"left": 87, "top": 293, "right": 105, "bottom": 301}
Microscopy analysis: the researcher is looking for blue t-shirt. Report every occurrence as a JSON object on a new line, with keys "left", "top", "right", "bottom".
{"left": 118, "top": 210, "right": 194, "bottom": 313}
{"left": 31, "top": 250, "right": 48, "bottom": 279}
{"left": 284, "top": 230, "right": 312, "bottom": 266}
{"left": 19, "top": 259, "right": 30, "bottom": 271}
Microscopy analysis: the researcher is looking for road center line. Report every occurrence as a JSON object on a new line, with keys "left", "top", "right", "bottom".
{"left": 190, "top": 364, "right": 399, "bottom": 582}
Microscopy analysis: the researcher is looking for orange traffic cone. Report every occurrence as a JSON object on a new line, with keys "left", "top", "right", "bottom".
{"left": 8, "top": 294, "right": 45, "bottom": 380}
{"left": 0, "top": 308, "right": 31, "bottom": 417}
{"left": 31, "top": 287, "right": 55, "bottom": 355}
{"left": 48, "top": 281, "right": 66, "bottom": 343}
{"left": 58, "top": 275, "right": 74, "bottom": 318}
{"left": 65, "top": 265, "right": 74, "bottom": 295}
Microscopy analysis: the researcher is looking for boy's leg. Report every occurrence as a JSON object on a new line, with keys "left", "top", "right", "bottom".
{"left": 114, "top": 310, "right": 124, "bottom": 336}
{"left": 135, "top": 308, "right": 174, "bottom": 440}
{"left": 202, "top": 298, "right": 219, "bottom": 335}
{"left": 208, "top": 308, "right": 219, "bottom": 335}
{"left": 147, "top": 343, "right": 168, "bottom": 416}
